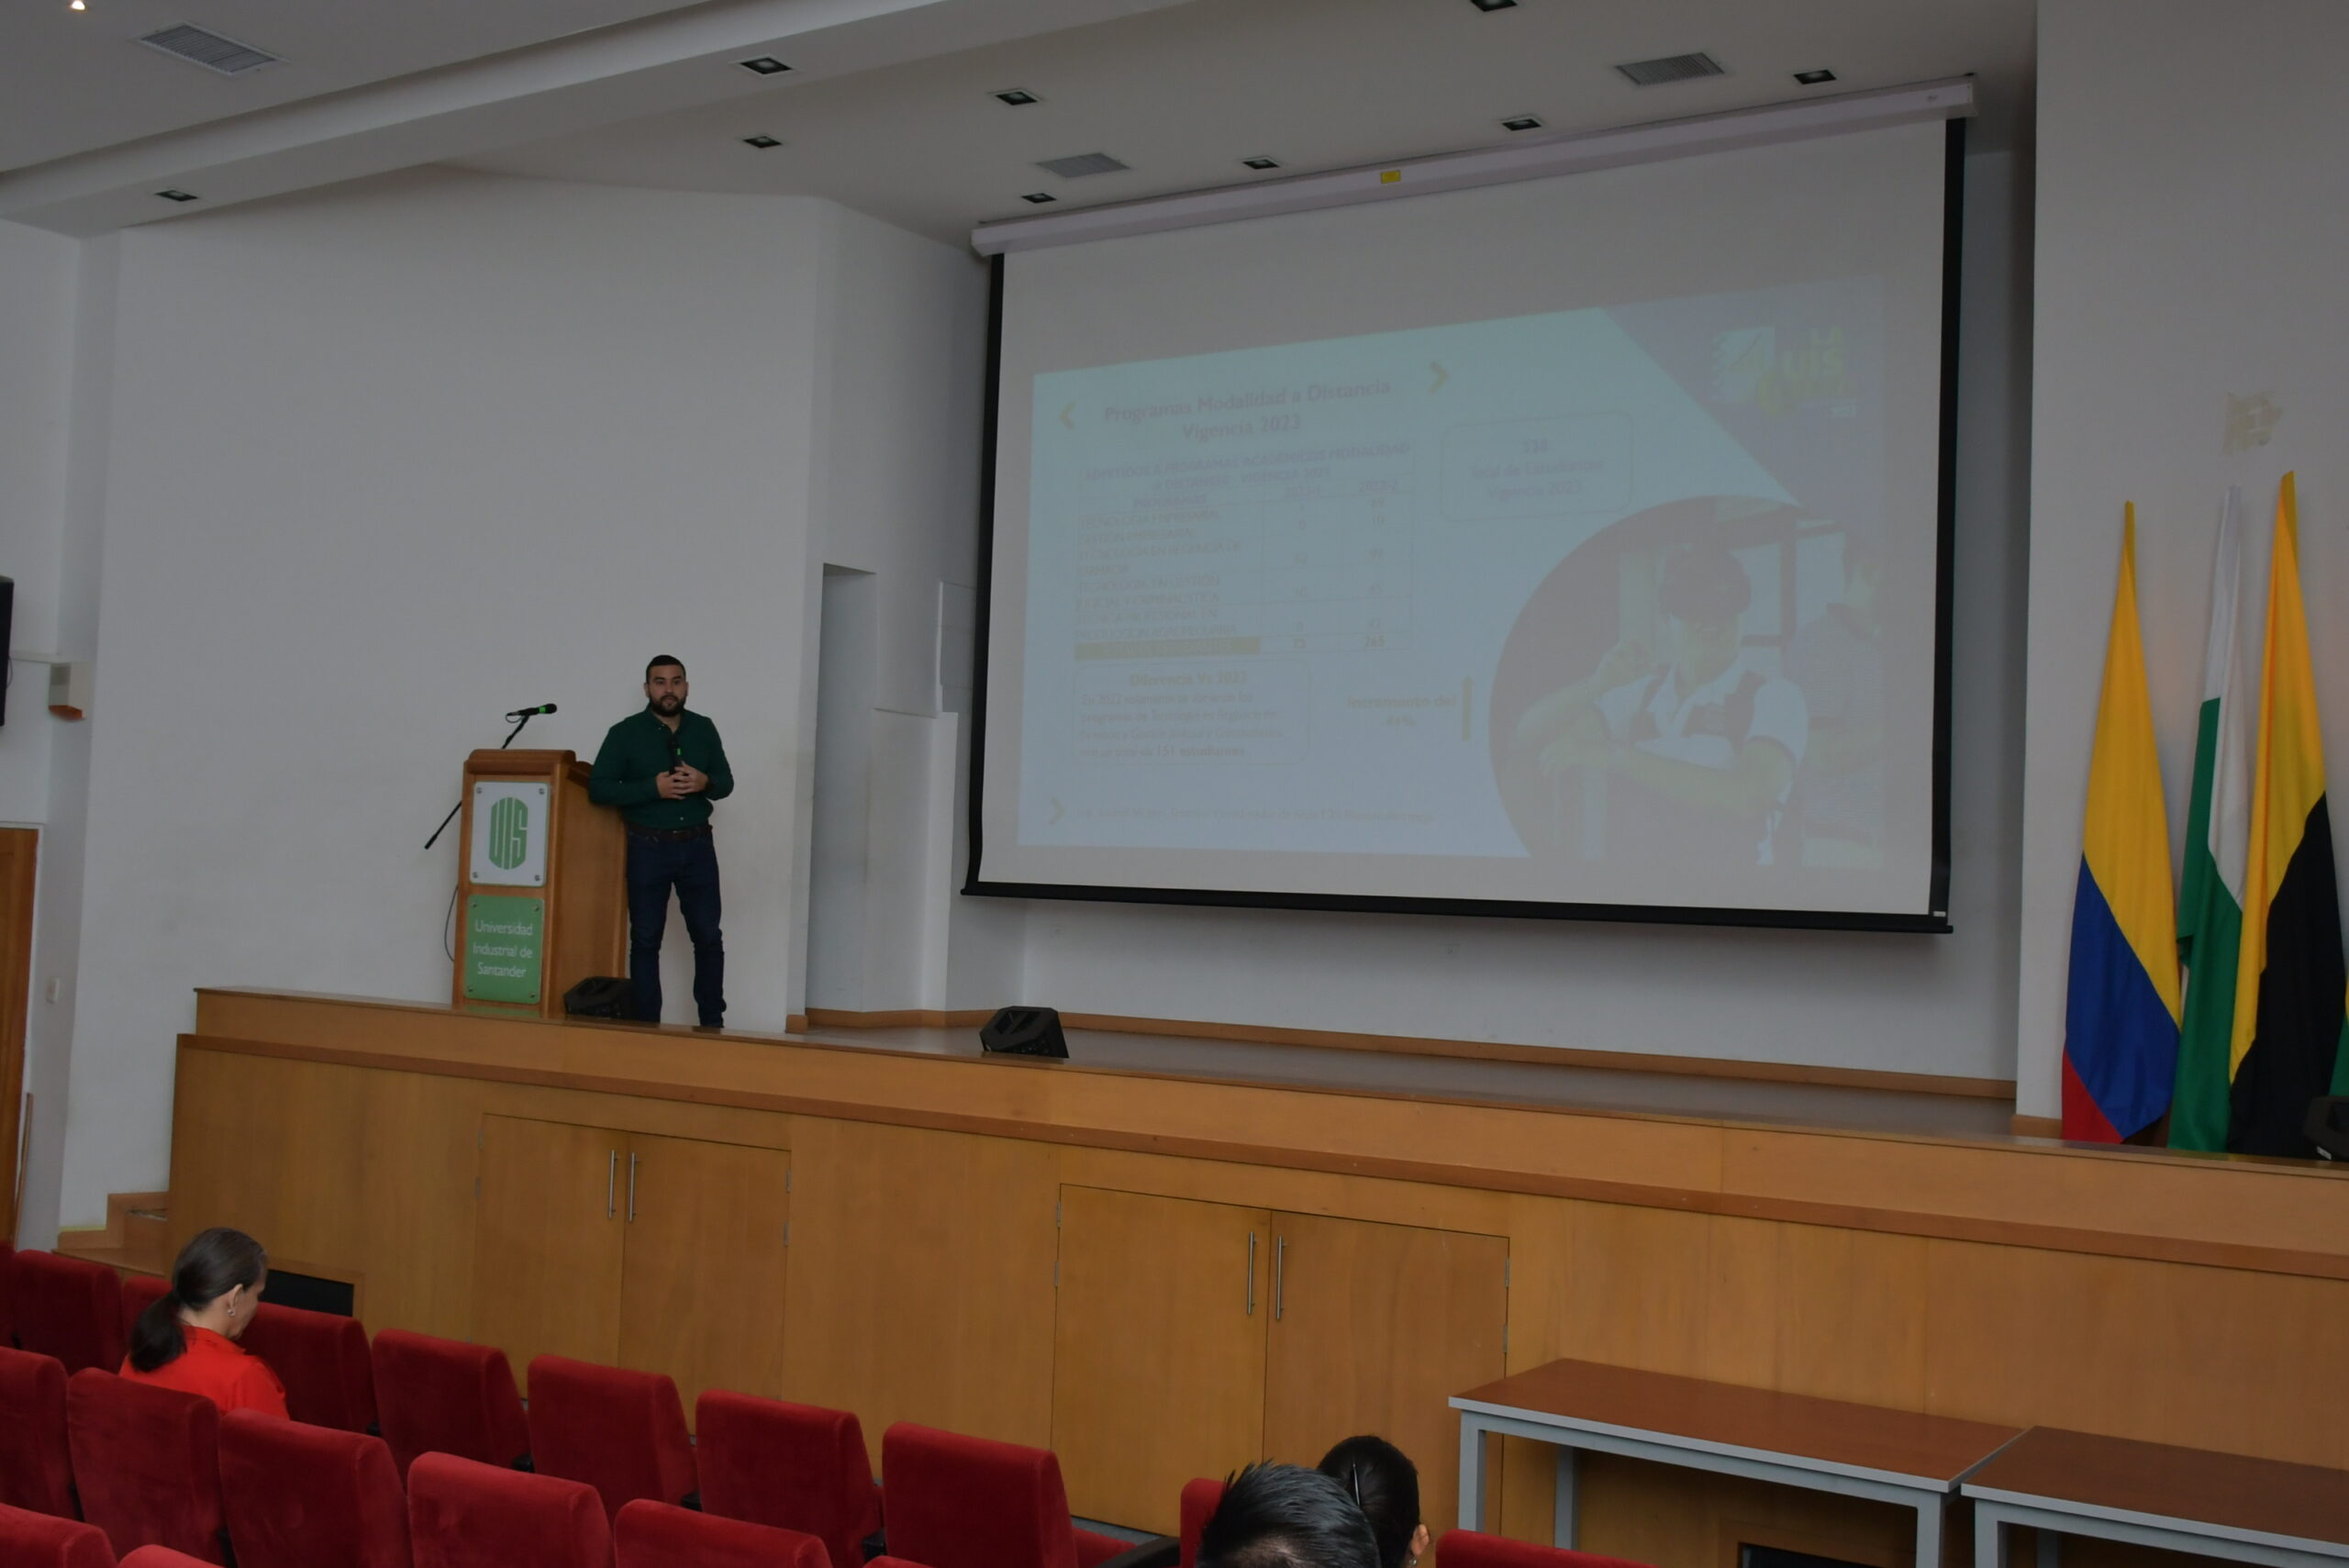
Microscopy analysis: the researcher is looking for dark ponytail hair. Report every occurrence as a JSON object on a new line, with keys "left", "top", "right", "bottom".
{"left": 129, "top": 1227, "right": 268, "bottom": 1373}
{"left": 1318, "top": 1436, "right": 1421, "bottom": 1568}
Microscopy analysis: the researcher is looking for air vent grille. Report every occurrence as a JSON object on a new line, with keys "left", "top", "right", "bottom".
{"left": 1035, "top": 151, "right": 1130, "bottom": 179}
{"left": 141, "top": 24, "right": 280, "bottom": 75}
{"left": 1615, "top": 51, "right": 1724, "bottom": 87}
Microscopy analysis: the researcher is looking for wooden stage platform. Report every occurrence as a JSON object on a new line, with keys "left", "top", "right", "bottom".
{"left": 167, "top": 989, "right": 2349, "bottom": 1567}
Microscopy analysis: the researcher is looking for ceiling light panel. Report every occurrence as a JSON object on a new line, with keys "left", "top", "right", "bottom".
{"left": 738, "top": 56, "right": 790, "bottom": 75}
{"left": 1035, "top": 152, "right": 1129, "bottom": 179}
{"left": 1615, "top": 51, "right": 1727, "bottom": 87}
{"left": 995, "top": 89, "right": 1041, "bottom": 106}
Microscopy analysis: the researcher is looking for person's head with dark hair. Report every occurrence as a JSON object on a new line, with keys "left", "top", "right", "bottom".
{"left": 1317, "top": 1437, "right": 1427, "bottom": 1568}
{"left": 1200, "top": 1462, "right": 1380, "bottom": 1568}
{"left": 129, "top": 1226, "right": 268, "bottom": 1373}
{"left": 643, "top": 656, "right": 689, "bottom": 721}
{"left": 1656, "top": 539, "right": 1753, "bottom": 689}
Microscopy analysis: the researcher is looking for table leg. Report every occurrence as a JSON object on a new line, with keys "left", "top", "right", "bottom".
{"left": 1976, "top": 1504, "right": 2009, "bottom": 1568}
{"left": 1553, "top": 1447, "right": 1580, "bottom": 1550}
{"left": 2035, "top": 1528, "right": 2059, "bottom": 1568}
{"left": 1458, "top": 1417, "right": 1487, "bottom": 1531}
{"left": 1913, "top": 1495, "right": 1943, "bottom": 1568}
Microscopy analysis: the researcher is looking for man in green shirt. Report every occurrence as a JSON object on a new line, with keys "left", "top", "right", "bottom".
{"left": 589, "top": 656, "right": 734, "bottom": 1029}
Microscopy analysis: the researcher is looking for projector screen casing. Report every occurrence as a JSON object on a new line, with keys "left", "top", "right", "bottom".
{"left": 964, "top": 118, "right": 1964, "bottom": 933}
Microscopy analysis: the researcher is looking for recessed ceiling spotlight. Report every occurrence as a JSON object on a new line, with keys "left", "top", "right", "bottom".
{"left": 1020, "top": 192, "right": 1057, "bottom": 204}
{"left": 995, "top": 89, "right": 1041, "bottom": 106}
{"left": 1468, "top": 0, "right": 1518, "bottom": 10}
{"left": 1499, "top": 114, "right": 1544, "bottom": 132}
{"left": 741, "top": 135, "right": 783, "bottom": 150}
{"left": 738, "top": 56, "right": 790, "bottom": 75}
{"left": 155, "top": 189, "right": 199, "bottom": 202}
{"left": 1793, "top": 68, "right": 1837, "bottom": 85}
{"left": 1241, "top": 155, "right": 1282, "bottom": 171}
{"left": 69, "top": 1, "right": 87, "bottom": 12}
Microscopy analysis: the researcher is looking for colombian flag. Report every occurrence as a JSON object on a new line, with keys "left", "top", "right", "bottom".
{"left": 2226, "top": 473, "right": 2347, "bottom": 1155}
{"left": 2062, "top": 506, "right": 2181, "bottom": 1142}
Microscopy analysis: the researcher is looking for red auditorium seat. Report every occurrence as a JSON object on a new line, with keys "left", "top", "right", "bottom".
{"left": 1435, "top": 1531, "right": 1656, "bottom": 1568}
{"left": 615, "top": 1499, "right": 829, "bottom": 1568}
{"left": 406, "top": 1451, "right": 610, "bottom": 1568}
{"left": 1177, "top": 1479, "right": 1224, "bottom": 1568}
{"left": 240, "top": 1305, "right": 377, "bottom": 1432}
{"left": 1, "top": 1241, "right": 16, "bottom": 1347}
{"left": 13, "top": 1253, "right": 126, "bottom": 1375}
{"left": 880, "top": 1422, "right": 1128, "bottom": 1568}
{"left": 0, "top": 1504, "right": 114, "bottom": 1568}
{"left": 695, "top": 1391, "right": 880, "bottom": 1568}
{"left": 0, "top": 1347, "right": 76, "bottom": 1517}
{"left": 122, "top": 1551, "right": 222, "bottom": 1567}
{"left": 219, "top": 1407, "right": 412, "bottom": 1568}
{"left": 120, "top": 1273, "right": 168, "bottom": 1341}
{"left": 525, "top": 1355, "right": 696, "bottom": 1520}
{"left": 370, "top": 1329, "right": 530, "bottom": 1480}
{"left": 65, "top": 1369, "right": 228, "bottom": 1563}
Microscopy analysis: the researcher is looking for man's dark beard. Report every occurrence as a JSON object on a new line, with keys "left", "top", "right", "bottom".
{"left": 653, "top": 695, "right": 683, "bottom": 711}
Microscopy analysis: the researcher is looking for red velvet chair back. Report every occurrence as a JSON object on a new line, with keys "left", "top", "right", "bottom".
{"left": 880, "top": 1422, "right": 1083, "bottom": 1568}
{"left": 0, "top": 1347, "right": 76, "bottom": 1518}
{"left": 220, "top": 1407, "right": 412, "bottom": 1568}
{"left": 65, "top": 1369, "right": 227, "bottom": 1563}
{"left": 615, "top": 1500, "right": 829, "bottom": 1568}
{"left": 0, "top": 1503, "right": 115, "bottom": 1568}
{"left": 1434, "top": 1532, "right": 1656, "bottom": 1568}
{"left": 1, "top": 1242, "right": 16, "bottom": 1349}
{"left": 122, "top": 1551, "right": 224, "bottom": 1567}
{"left": 406, "top": 1451, "right": 610, "bottom": 1568}
{"left": 121, "top": 1273, "right": 169, "bottom": 1344}
{"left": 13, "top": 1253, "right": 126, "bottom": 1376}
{"left": 695, "top": 1392, "right": 878, "bottom": 1568}
{"left": 239, "top": 1305, "right": 377, "bottom": 1432}
{"left": 525, "top": 1356, "right": 696, "bottom": 1521}
{"left": 1178, "top": 1479, "right": 1225, "bottom": 1568}
{"left": 369, "top": 1329, "right": 530, "bottom": 1480}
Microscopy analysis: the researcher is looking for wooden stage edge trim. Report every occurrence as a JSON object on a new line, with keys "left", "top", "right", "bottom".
{"left": 180, "top": 1029, "right": 2349, "bottom": 1284}
{"left": 795, "top": 1006, "right": 2019, "bottom": 1103}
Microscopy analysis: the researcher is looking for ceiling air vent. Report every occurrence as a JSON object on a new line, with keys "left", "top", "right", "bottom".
{"left": 1035, "top": 152, "right": 1130, "bottom": 179}
{"left": 1615, "top": 51, "right": 1724, "bottom": 87}
{"left": 140, "top": 24, "right": 280, "bottom": 75}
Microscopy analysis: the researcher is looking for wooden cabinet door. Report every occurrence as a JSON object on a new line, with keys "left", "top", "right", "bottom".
{"left": 618, "top": 1132, "right": 792, "bottom": 1416}
{"left": 1263, "top": 1214, "right": 1508, "bottom": 1543}
{"left": 1052, "top": 1188, "right": 1271, "bottom": 1533}
{"left": 472, "top": 1116, "right": 626, "bottom": 1385}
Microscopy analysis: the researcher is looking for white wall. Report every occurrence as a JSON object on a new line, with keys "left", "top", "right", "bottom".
{"left": 0, "top": 218, "right": 80, "bottom": 828}
{"left": 53, "top": 170, "right": 850, "bottom": 1223}
{"left": 1000, "top": 152, "right": 2034, "bottom": 1083}
{"left": 2017, "top": 0, "right": 2349, "bottom": 1117}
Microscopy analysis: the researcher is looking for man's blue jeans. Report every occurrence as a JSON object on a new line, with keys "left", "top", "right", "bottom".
{"left": 625, "top": 832, "right": 724, "bottom": 1028}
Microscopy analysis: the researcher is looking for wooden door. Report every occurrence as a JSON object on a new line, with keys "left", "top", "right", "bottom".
{"left": 0, "top": 828, "right": 33, "bottom": 1241}
{"left": 472, "top": 1116, "right": 626, "bottom": 1385}
{"left": 1263, "top": 1214, "right": 1509, "bottom": 1545}
{"left": 618, "top": 1132, "right": 791, "bottom": 1417}
{"left": 1052, "top": 1187, "right": 1271, "bottom": 1533}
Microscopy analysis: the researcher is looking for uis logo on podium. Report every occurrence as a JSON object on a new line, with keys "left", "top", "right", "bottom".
{"left": 486, "top": 795, "right": 530, "bottom": 872}
{"left": 468, "top": 781, "right": 550, "bottom": 887}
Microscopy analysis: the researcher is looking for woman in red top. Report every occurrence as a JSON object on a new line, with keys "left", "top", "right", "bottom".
{"left": 120, "top": 1225, "right": 289, "bottom": 1418}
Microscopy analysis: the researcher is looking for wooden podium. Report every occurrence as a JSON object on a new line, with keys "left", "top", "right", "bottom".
{"left": 451, "top": 749, "right": 626, "bottom": 1017}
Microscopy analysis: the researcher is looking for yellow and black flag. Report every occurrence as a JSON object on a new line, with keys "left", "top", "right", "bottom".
{"left": 2229, "top": 473, "right": 2348, "bottom": 1155}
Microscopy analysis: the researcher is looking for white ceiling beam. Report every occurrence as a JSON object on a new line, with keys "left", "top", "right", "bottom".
{"left": 0, "top": 0, "right": 1194, "bottom": 237}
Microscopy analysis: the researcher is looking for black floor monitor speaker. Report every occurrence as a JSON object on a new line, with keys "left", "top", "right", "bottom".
{"left": 979, "top": 1006, "right": 1069, "bottom": 1060}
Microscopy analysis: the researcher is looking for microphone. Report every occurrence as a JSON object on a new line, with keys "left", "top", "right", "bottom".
{"left": 505, "top": 703, "right": 558, "bottom": 720}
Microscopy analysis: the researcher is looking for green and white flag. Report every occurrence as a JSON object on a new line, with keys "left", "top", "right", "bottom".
{"left": 2170, "top": 487, "right": 2252, "bottom": 1150}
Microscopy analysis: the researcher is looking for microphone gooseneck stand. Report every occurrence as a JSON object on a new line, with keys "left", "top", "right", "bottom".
{"left": 423, "top": 707, "right": 541, "bottom": 852}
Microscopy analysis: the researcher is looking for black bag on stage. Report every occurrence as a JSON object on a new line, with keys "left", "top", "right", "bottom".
{"left": 562, "top": 975, "right": 636, "bottom": 1019}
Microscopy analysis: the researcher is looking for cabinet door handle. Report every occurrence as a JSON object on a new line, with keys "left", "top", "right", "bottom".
{"left": 1246, "top": 1231, "right": 1257, "bottom": 1316}
{"left": 607, "top": 1151, "right": 618, "bottom": 1218}
{"left": 1274, "top": 1234, "right": 1286, "bottom": 1321}
{"left": 627, "top": 1151, "right": 640, "bottom": 1223}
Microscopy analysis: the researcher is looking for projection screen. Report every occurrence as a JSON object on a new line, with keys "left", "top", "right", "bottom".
{"left": 969, "top": 110, "right": 1962, "bottom": 930}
